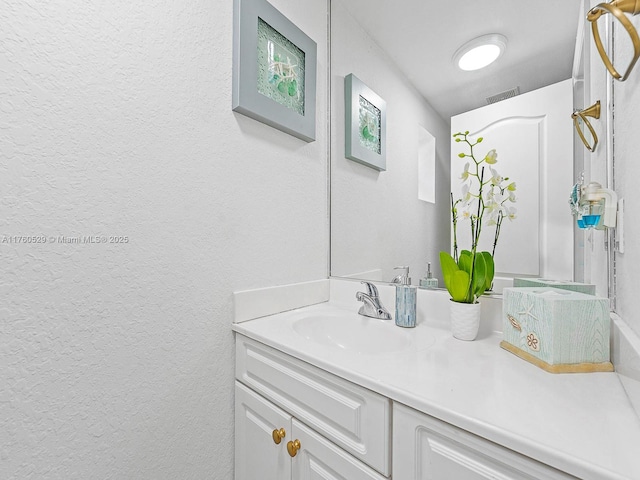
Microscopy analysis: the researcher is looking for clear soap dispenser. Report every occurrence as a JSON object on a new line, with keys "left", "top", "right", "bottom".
{"left": 394, "top": 266, "right": 417, "bottom": 328}
{"left": 420, "top": 262, "right": 439, "bottom": 289}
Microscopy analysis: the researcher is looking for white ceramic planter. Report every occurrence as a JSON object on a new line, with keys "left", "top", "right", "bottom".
{"left": 450, "top": 300, "right": 481, "bottom": 341}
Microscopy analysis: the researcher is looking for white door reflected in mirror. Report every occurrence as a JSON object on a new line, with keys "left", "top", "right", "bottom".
{"left": 451, "top": 80, "right": 574, "bottom": 290}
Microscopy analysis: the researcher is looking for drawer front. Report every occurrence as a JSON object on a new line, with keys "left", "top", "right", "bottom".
{"left": 393, "top": 403, "right": 578, "bottom": 480}
{"left": 236, "top": 335, "right": 391, "bottom": 476}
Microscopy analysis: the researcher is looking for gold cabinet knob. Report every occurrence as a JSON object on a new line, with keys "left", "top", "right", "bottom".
{"left": 272, "top": 428, "right": 286, "bottom": 445}
{"left": 286, "top": 439, "right": 301, "bottom": 457}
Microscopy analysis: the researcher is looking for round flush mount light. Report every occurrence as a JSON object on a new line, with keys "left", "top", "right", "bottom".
{"left": 453, "top": 34, "right": 508, "bottom": 71}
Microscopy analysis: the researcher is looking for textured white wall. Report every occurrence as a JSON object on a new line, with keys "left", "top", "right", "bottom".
{"left": 0, "top": 0, "right": 328, "bottom": 478}
{"left": 330, "top": 0, "right": 450, "bottom": 283}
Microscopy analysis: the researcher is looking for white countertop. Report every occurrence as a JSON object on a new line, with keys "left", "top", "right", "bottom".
{"left": 233, "top": 300, "right": 640, "bottom": 480}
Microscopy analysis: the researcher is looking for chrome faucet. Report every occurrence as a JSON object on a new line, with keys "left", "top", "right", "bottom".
{"left": 356, "top": 281, "right": 392, "bottom": 320}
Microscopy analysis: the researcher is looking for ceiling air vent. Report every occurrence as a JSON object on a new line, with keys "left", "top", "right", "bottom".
{"left": 486, "top": 86, "right": 520, "bottom": 104}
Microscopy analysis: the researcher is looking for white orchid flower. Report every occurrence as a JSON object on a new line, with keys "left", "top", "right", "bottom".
{"left": 460, "top": 162, "right": 471, "bottom": 181}
{"left": 490, "top": 167, "right": 503, "bottom": 186}
{"left": 460, "top": 182, "right": 472, "bottom": 203}
{"left": 490, "top": 190, "right": 504, "bottom": 204}
{"left": 484, "top": 149, "right": 498, "bottom": 164}
{"left": 460, "top": 196, "right": 478, "bottom": 218}
{"left": 485, "top": 199, "right": 500, "bottom": 215}
{"left": 484, "top": 189, "right": 499, "bottom": 208}
{"left": 485, "top": 207, "right": 500, "bottom": 226}
{"left": 451, "top": 133, "right": 517, "bottom": 275}
{"left": 484, "top": 189, "right": 495, "bottom": 202}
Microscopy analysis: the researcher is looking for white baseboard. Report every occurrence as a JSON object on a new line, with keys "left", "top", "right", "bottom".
{"left": 233, "top": 279, "right": 330, "bottom": 323}
{"left": 338, "top": 269, "right": 383, "bottom": 281}
{"left": 611, "top": 314, "right": 640, "bottom": 417}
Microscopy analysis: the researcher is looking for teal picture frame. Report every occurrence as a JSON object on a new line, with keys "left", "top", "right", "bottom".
{"left": 344, "top": 74, "right": 387, "bottom": 171}
{"left": 232, "top": 0, "right": 317, "bottom": 142}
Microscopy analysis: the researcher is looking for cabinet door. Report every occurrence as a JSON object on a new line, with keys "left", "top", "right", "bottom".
{"left": 393, "top": 403, "right": 577, "bottom": 480}
{"left": 291, "top": 419, "right": 387, "bottom": 480}
{"left": 235, "top": 381, "right": 292, "bottom": 480}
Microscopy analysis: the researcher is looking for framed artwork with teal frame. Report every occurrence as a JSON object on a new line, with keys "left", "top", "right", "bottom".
{"left": 344, "top": 74, "right": 387, "bottom": 170}
{"left": 232, "top": 0, "right": 317, "bottom": 142}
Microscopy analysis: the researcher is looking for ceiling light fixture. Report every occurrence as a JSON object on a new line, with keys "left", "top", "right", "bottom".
{"left": 453, "top": 34, "right": 507, "bottom": 71}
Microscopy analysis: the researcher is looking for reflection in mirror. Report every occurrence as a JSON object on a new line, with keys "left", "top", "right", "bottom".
{"left": 573, "top": 0, "right": 614, "bottom": 300}
{"left": 330, "top": 0, "right": 589, "bottom": 292}
{"left": 330, "top": 0, "right": 450, "bottom": 285}
{"left": 451, "top": 79, "right": 574, "bottom": 292}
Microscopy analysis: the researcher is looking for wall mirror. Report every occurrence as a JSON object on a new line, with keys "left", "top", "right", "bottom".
{"left": 329, "top": 0, "right": 613, "bottom": 298}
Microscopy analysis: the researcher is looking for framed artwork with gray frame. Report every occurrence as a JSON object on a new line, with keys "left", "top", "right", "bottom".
{"left": 344, "top": 74, "right": 387, "bottom": 170}
{"left": 232, "top": 0, "right": 317, "bottom": 142}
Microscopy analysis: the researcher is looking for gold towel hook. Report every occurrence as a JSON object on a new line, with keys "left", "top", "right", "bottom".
{"left": 587, "top": 0, "right": 640, "bottom": 81}
{"left": 572, "top": 101, "right": 601, "bottom": 152}
{"left": 580, "top": 101, "right": 602, "bottom": 119}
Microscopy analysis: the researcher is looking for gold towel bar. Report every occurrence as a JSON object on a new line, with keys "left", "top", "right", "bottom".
{"left": 572, "top": 101, "right": 601, "bottom": 153}
{"left": 587, "top": 0, "right": 640, "bottom": 81}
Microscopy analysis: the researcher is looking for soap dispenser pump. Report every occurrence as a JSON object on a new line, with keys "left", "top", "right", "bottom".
{"left": 394, "top": 266, "right": 417, "bottom": 328}
{"left": 420, "top": 262, "right": 439, "bottom": 289}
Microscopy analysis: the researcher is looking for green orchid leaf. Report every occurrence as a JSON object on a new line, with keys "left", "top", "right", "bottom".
{"left": 451, "top": 270, "right": 470, "bottom": 302}
{"left": 480, "top": 251, "right": 494, "bottom": 291}
{"left": 439, "top": 251, "right": 459, "bottom": 292}
{"left": 441, "top": 251, "right": 475, "bottom": 303}
{"left": 458, "top": 250, "right": 472, "bottom": 274}
{"left": 471, "top": 253, "right": 487, "bottom": 298}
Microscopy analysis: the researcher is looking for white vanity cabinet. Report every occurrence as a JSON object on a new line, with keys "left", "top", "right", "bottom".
{"left": 392, "top": 403, "right": 578, "bottom": 480}
{"left": 235, "top": 382, "right": 387, "bottom": 480}
{"left": 235, "top": 335, "right": 391, "bottom": 480}
{"left": 233, "top": 298, "right": 640, "bottom": 480}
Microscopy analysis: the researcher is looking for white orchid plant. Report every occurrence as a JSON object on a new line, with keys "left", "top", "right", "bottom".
{"left": 440, "top": 131, "right": 517, "bottom": 304}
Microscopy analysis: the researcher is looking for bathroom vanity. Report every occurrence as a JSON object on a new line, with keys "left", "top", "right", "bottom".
{"left": 232, "top": 284, "right": 640, "bottom": 480}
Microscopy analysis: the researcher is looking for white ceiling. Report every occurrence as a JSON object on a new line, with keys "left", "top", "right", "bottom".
{"left": 337, "top": 0, "right": 583, "bottom": 120}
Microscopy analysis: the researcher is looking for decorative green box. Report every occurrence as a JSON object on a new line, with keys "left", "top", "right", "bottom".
{"left": 501, "top": 287, "right": 612, "bottom": 373}
{"left": 513, "top": 278, "right": 596, "bottom": 295}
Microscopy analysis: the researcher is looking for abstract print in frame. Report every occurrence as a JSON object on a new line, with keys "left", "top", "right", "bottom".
{"left": 233, "top": 0, "right": 317, "bottom": 142}
{"left": 344, "top": 74, "right": 387, "bottom": 170}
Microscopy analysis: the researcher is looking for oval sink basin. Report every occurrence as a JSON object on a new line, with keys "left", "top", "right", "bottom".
{"left": 292, "top": 312, "right": 412, "bottom": 355}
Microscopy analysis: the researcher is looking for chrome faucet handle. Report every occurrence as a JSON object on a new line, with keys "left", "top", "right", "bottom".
{"left": 360, "top": 281, "right": 379, "bottom": 298}
{"left": 355, "top": 281, "right": 392, "bottom": 320}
